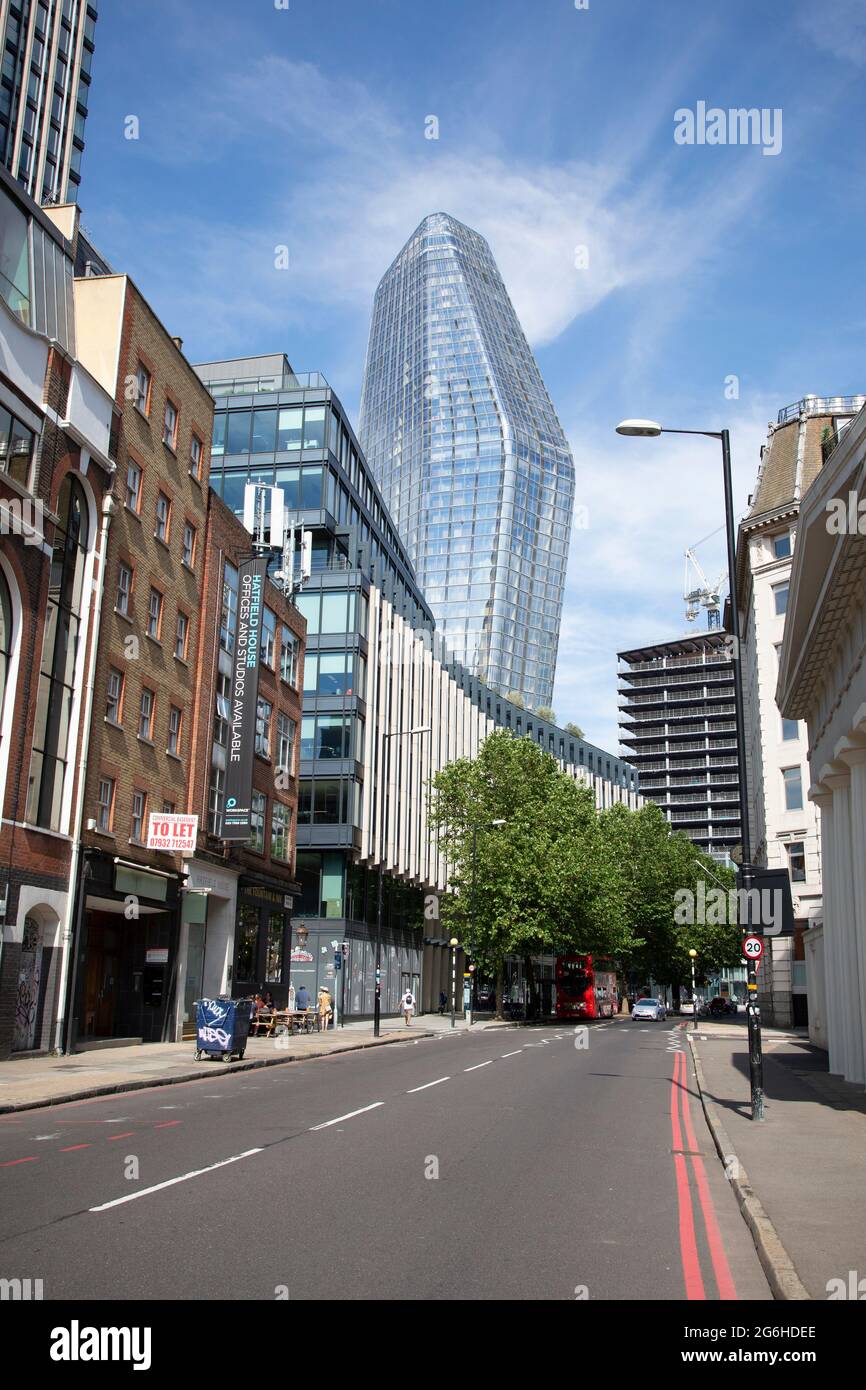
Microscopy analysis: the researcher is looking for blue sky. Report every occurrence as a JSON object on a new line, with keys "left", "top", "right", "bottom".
{"left": 79, "top": 0, "right": 866, "bottom": 751}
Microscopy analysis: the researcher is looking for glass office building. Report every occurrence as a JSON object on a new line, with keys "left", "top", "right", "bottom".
{"left": 0, "top": 0, "right": 97, "bottom": 204}
{"left": 359, "top": 212, "right": 575, "bottom": 710}
{"left": 196, "top": 356, "right": 637, "bottom": 1016}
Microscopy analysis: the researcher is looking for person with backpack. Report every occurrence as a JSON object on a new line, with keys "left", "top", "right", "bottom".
{"left": 400, "top": 988, "right": 415, "bottom": 1025}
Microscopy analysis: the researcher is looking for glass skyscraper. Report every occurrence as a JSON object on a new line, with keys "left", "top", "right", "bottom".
{"left": 359, "top": 212, "right": 575, "bottom": 709}
{"left": 0, "top": 1, "right": 97, "bottom": 205}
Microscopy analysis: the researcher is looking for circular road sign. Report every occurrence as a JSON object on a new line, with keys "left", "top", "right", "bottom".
{"left": 743, "top": 935, "right": 764, "bottom": 961}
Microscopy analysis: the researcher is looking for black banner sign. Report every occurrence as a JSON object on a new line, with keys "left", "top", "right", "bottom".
{"left": 222, "top": 556, "right": 267, "bottom": 841}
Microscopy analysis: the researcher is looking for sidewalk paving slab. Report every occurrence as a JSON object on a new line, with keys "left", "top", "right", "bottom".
{"left": 689, "top": 1022, "right": 866, "bottom": 1301}
{"left": 0, "top": 1014, "right": 513, "bottom": 1113}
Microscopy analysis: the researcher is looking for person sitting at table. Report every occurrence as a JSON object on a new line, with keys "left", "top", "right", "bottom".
{"left": 251, "top": 993, "right": 267, "bottom": 1033}
{"left": 263, "top": 991, "right": 275, "bottom": 1010}
{"left": 296, "top": 985, "right": 311, "bottom": 1011}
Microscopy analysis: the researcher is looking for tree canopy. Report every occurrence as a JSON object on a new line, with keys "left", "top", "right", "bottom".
{"left": 428, "top": 732, "right": 743, "bottom": 1009}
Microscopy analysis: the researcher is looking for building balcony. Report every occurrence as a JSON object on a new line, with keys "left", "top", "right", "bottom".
{"left": 776, "top": 394, "right": 865, "bottom": 426}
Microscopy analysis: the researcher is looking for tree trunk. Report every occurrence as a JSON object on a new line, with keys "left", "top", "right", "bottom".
{"left": 495, "top": 961, "right": 505, "bottom": 1020}
{"left": 524, "top": 954, "right": 540, "bottom": 1020}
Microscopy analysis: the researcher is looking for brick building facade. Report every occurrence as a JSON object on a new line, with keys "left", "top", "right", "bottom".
{"left": 66, "top": 272, "right": 216, "bottom": 1045}
{"left": 0, "top": 170, "right": 115, "bottom": 1058}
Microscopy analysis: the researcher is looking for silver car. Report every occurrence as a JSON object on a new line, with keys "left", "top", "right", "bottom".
{"left": 632, "top": 997, "right": 666, "bottom": 1021}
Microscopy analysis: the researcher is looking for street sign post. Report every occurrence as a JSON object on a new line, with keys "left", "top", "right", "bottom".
{"left": 743, "top": 935, "right": 764, "bottom": 962}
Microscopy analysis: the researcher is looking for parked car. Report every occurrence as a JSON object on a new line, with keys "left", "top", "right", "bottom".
{"left": 632, "top": 997, "right": 666, "bottom": 1022}
{"left": 679, "top": 1000, "right": 695, "bottom": 1016}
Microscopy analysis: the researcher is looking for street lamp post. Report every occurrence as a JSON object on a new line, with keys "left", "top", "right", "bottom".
{"left": 373, "top": 725, "right": 431, "bottom": 1038}
{"left": 688, "top": 948, "right": 698, "bottom": 1032}
{"left": 449, "top": 936, "right": 459, "bottom": 1029}
{"left": 616, "top": 419, "right": 764, "bottom": 1120}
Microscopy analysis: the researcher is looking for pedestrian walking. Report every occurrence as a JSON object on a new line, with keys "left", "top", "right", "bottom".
{"left": 438, "top": 990, "right": 447, "bottom": 1015}
{"left": 400, "top": 988, "right": 415, "bottom": 1025}
{"left": 317, "top": 985, "right": 332, "bottom": 1031}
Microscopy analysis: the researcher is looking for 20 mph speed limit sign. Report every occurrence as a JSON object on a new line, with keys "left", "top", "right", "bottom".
{"left": 743, "top": 935, "right": 764, "bottom": 960}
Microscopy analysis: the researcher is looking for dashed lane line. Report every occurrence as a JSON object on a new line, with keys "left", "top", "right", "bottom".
{"left": 309, "top": 1102, "right": 385, "bottom": 1131}
{"left": 89, "top": 1149, "right": 264, "bottom": 1212}
{"left": 407, "top": 1077, "right": 451, "bottom": 1093}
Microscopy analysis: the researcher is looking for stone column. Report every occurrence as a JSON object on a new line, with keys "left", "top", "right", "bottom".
{"left": 810, "top": 787, "right": 846, "bottom": 1072}
{"left": 836, "top": 737, "right": 866, "bottom": 1090}
{"left": 823, "top": 765, "right": 864, "bottom": 1085}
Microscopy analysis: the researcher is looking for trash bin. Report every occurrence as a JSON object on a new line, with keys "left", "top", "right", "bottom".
{"left": 193, "top": 998, "right": 252, "bottom": 1063}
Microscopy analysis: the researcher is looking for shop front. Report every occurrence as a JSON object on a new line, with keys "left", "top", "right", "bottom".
{"left": 232, "top": 879, "right": 295, "bottom": 1004}
{"left": 70, "top": 850, "right": 184, "bottom": 1046}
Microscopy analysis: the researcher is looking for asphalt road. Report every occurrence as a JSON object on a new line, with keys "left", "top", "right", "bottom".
{"left": 0, "top": 1019, "right": 771, "bottom": 1300}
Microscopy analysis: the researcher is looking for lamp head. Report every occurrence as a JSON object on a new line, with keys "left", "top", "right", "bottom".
{"left": 616, "top": 419, "right": 663, "bottom": 437}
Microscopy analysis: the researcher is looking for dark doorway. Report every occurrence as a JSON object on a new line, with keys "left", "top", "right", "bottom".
{"left": 83, "top": 916, "right": 120, "bottom": 1037}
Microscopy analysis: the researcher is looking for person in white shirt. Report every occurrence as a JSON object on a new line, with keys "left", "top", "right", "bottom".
{"left": 400, "top": 989, "right": 415, "bottom": 1025}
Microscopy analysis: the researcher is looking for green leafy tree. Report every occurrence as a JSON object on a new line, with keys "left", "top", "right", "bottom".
{"left": 429, "top": 731, "right": 633, "bottom": 1016}
{"left": 565, "top": 722, "right": 584, "bottom": 739}
{"left": 535, "top": 705, "right": 556, "bottom": 723}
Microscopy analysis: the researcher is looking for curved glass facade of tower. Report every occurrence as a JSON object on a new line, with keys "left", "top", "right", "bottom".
{"left": 358, "top": 212, "right": 575, "bottom": 709}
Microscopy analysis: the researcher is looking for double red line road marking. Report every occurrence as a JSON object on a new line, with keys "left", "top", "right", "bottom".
{"left": 0, "top": 1119, "right": 182, "bottom": 1167}
{"left": 670, "top": 1040, "right": 737, "bottom": 1300}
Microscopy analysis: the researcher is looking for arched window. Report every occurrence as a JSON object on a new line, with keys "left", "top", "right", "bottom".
{"left": 0, "top": 569, "right": 12, "bottom": 746}
{"left": 26, "top": 476, "right": 90, "bottom": 829}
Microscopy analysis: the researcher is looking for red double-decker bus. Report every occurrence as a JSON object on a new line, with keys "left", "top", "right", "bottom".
{"left": 555, "top": 954, "right": 618, "bottom": 1020}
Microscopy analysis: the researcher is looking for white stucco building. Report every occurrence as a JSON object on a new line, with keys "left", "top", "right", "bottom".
{"left": 777, "top": 398, "right": 866, "bottom": 1082}
{"left": 736, "top": 396, "right": 864, "bottom": 1026}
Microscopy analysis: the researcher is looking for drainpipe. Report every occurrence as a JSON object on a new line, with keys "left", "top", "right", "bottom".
{"left": 53, "top": 491, "right": 116, "bottom": 1054}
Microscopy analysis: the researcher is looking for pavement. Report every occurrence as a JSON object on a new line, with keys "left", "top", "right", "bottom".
{"left": 0, "top": 1014, "right": 508, "bottom": 1113}
{"left": 688, "top": 1017, "right": 866, "bottom": 1300}
{"left": 0, "top": 1017, "right": 771, "bottom": 1301}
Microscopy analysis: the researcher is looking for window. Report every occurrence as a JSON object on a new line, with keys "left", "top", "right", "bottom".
{"left": 213, "top": 672, "right": 230, "bottom": 746}
{"left": 208, "top": 767, "right": 224, "bottom": 836}
{"left": 261, "top": 606, "right": 277, "bottom": 667}
{"left": 26, "top": 478, "right": 90, "bottom": 830}
{"left": 773, "top": 533, "right": 792, "bottom": 559}
{"left": 211, "top": 414, "right": 226, "bottom": 457}
{"left": 782, "top": 717, "right": 798, "bottom": 741}
{"left": 250, "top": 791, "right": 266, "bottom": 852}
{"left": 277, "top": 408, "right": 303, "bottom": 450}
{"left": 167, "top": 705, "right": 182, "bottom": 756}
{"left": 220, "top": 562, "right": 238, "bottom": 653}
{"left": 318, "top": 651, "right": 351, "bottom": 695}
{"left": 189, "top": 434, "right": 203, "bottom": 479}
{"left": 276, "top": 712, "right": 296, "bottom": 775}
{"left": 786, "top": 841, "right": 806, "bottom": 883}
{"left": 125, "top": 458, "right": 142, "bottom": 512}
{"left": 271, "top": 802, "right": 291, "bottom": 861}
{"left": 255, "top": 698, "right": 272, "bottom": 758}
{"left": 147, "top": 587, "right": 163, "bottom": 640}
{"left": 106, "top": 668, "right": 123, "bottom": 724}
{"left": 139, "top": 688, "right": 155, "bottom": 740}
{"left": 116, "top": 561, "right": 132, "bottom": 615}
{"left": 97, "top": 777, "right": 114, "bottom": 832}
{"left": 783, "top": 766, "right": 803, "bottom": 812}
{"left": 280, "top": 625, "right": 299, "bottom": 685}
{"left": 773, "top": 583, "right": 789, "bottom": 617}
{"left": 251, "top": 408, "right": 276, "bottom": 453}
{"left": 131, "top": 789, "right": 147, "bottom": 843}
{"left": 175, "top": 610, "right": 189, "bottom": 660}
{"left": 135, "top": 363, "right": 150, "bottom": 414}
{"left": 163, "top": 399, "right": 178, "bottom": 449}
{"left": 303, "top": 407, "right": 326, "bottom": 450}
{"left": 226, "top": 411, "right": 251, "bottom": 454}
{"left": 182, "top": 521, "right": 196, "bottom": 568}
{"left": 0, "top": 406, "right": 36, "bottom": 486}
{"left": 155, "top": 491, "right": 171, "bottom": 542}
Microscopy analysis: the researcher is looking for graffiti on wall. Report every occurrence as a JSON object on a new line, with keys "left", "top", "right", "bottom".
{"left": 12, "top": 916, "right": 43, "bottom": 1052}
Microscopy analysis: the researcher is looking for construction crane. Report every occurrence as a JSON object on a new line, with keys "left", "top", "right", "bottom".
{"left": 684, "top": 530, "right": 727, "bottom": 629}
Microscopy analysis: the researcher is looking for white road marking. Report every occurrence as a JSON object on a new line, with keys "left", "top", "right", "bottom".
{"left": 309, "top": 1102, "right": 384, "bottom": 1131}
{"left": 103, "top": 1117, "right": 131, "bottom": 1124}
{"left": 464, "top": 1061, "right": 493, "bottom": 1072}
{"left": 501, "top": 1050, "right": 523, "bottom": 1058}
{"left": 34, "top": 1133, "right": 61, "bottom": 1141}
{"left": 407, "top": 1077, "right": 450, "bottom": 1093}
{"left": 90, "top": 1149, "right": 263, "bottom": 1211}
{"left": 158, "top": 1105, "right": 181, "bottom": 1110}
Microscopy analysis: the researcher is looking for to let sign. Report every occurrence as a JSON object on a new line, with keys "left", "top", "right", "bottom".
{"left": 146, "top": 813, "right": 198, "bottom": 853}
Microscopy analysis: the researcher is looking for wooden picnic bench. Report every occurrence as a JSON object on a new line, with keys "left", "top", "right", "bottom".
{"left": 251, "top": 1009, "right": 317, "bottom": 1037}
